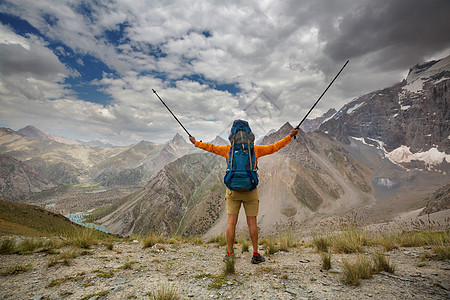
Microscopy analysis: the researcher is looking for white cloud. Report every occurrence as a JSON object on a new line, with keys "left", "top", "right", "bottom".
{"left": 0, "top": 0, "right": 449, "bottom": 144}
{"left": 0, "top": 23, "right": 30, "bottom": 50}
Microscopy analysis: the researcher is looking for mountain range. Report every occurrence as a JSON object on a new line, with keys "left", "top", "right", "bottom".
{"left": 0, "top": 127, "right": 197, "bottom": 194}
{"left": 0, "top": 55, "right": 449, "bottom": 237}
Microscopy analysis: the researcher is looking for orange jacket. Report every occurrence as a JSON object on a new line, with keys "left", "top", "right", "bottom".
{"left": 194, "top": 135, "right": 292, "bottom": 166}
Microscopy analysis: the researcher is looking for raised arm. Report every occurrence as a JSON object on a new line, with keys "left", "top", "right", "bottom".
{"left": 190, "top": 136, "right": 230, "bottom": 159}
{"left": 254, "top": 128, "right": 299, "bottom": 158}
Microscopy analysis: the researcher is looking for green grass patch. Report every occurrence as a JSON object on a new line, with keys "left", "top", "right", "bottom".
{"left": 46, "top": 274, "right": 85, "bottom": 288}
{"left": 97, "top": 270, "right": 115, "bottom": 278}
{"left": 0, "top": 199, "right": 112, "bottom": 239}
{"left": 208, "top": 275, "right": 227, "bottom": 289}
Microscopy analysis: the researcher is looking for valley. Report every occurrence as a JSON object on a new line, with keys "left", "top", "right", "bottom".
{"left": 0, "top": 55, "right": 449, "bottom": 240}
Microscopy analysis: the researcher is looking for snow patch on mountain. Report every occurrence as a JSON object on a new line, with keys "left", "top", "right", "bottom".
{"left": 386, "top": 145, "right": 449, "bottom": 165}
{"left": 350, "top": 137, "right": 449, "bottom": 167}
{"left": 350, "top": 137, "right": 386, "bottom": 153}
{"left": 347, "top": 102, "right": 363, "bottom": 114}
{"left": 372, "top": 178, "right": 396, "bottom": 188}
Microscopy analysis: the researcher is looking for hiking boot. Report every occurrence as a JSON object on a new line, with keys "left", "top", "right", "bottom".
{"left": 251, "top": 254, "right": 265, "bottom": 264}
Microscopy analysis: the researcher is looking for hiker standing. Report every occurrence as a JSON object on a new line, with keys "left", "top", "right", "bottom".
{"left": 189, "top": 120, "right": 299, "bottom": 264}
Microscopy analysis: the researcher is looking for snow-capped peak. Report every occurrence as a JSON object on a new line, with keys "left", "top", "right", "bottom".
{"left": 403, "top": 54, "right": 450, "bottom": 93}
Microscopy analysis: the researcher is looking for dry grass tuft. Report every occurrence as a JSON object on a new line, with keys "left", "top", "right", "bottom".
{"left": 277, "top": 230, "right": 298, "bottom": 251}
{"left": 143, "top": 232, "right": 168, "bottom": 248}
{"left": 64, "top": 227, "right": 100, "bottom": 249}
{"left": 206, "top": 233, "right": 227, "bottom": 246}
{"left": 331, "top": 226, "right": 368, "bottom": 253}
{"left": 239, "top": 239, "right": 250, "bottom": 253}
{"left": 321, "top": 251, "right": 332, "bottom": 270}
{"left": 147, "top": 284, "right": 179, "bottom": 300}
{"left": 222, "top": 255, "right": 236, "bottom": 276}
{"left": 372, "top": 251, "right": 395, "bottom": 273}
{"left": 313, "top": 235, "right": 331, "bottom": 252}
{"left": 1, "top": 263, "right": 33, "bottom": 276}
{"left": 189, "top": 236, "right": 204, "bottom": 246}
{"left": 0, "top": 238, "right": 16, "bottom": 254}
{"left": 341, "top": 255, "right": 373, "bottom": 286}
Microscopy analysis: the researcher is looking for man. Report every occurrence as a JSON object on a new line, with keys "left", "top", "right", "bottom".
{"left": 189, "top": 120, "right": 299, "bottom": 264}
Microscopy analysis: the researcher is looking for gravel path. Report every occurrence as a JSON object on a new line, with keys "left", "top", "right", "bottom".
{"left": 1, "top": 241, "right": 449, "bottom": 299}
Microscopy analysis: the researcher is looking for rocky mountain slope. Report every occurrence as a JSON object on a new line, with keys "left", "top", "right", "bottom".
{"left": 300, "top": 108, "right": 337, "bottom": 132}
{"left": 95, "top": 153, "right": 226, "bottom": 237}
{"left": 319, "top": 55, "right": 449, "bottom": 167}
{"left": 0, "top": 155, "right": 55, "bottom": 200}
{"left": 419, "top": 183, "right": 450, "bottom": 216}
{"left": 90, "top": 133, "right": 192, "bottom": 187}
{"left": 317, "top": 55, "right": 450, "bottom": 221}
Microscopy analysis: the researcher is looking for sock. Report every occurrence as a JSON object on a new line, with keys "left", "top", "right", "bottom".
{"left": 253, "top": 252, "right": 259, "bottom": 257}
{"left": 227, "top": 252, "right": 233, "bottom": 256}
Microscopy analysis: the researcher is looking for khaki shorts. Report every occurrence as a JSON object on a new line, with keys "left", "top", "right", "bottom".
{"left": 225, "top": 188, "right": 259, "bottom": 216}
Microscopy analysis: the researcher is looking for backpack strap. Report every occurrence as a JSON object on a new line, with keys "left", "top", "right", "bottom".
{"left": 247, "top": 136, "right": 253, "bottom": 170}
{"left": 228, "top": 140, "right": 235, "bottom": 171}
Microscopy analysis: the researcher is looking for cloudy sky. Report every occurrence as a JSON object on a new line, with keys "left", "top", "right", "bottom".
{"left": 0, "top": 0, "right": 449, "bottom": 145}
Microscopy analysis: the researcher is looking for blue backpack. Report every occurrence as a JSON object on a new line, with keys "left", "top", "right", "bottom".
{"left": 224, "top": 120, "right": 259, "bottom": 192}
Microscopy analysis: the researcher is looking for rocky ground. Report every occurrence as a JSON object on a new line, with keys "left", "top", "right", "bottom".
{"left": 1, "top": 240, "right": 449, "bottom": 299}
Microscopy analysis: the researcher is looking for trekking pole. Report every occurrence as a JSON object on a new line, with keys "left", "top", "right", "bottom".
{"left": 152, "top": 89, "right": 192, "bottom": 137}
{"left": 294, "top": 60, "right": 349, "bottom": 136}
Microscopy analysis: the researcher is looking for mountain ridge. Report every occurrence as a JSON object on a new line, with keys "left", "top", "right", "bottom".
{"left": 320, "top": 55, "right": 450, "bottom": 167}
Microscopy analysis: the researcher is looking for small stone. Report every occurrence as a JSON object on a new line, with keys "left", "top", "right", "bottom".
{"left": 317, "top": 280, "right": 328, "bottom": 286}
{"left": 367, "top": 293, "right": 373, "bottom": 297}
{"left": 188, "top": 294, "right": 195, "bottom": 297}
{"left": 328, "top": 268, "right": 341, "bottom": 273}
{"left": 285, "top": 288, "right": 296, "bottom": 295}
